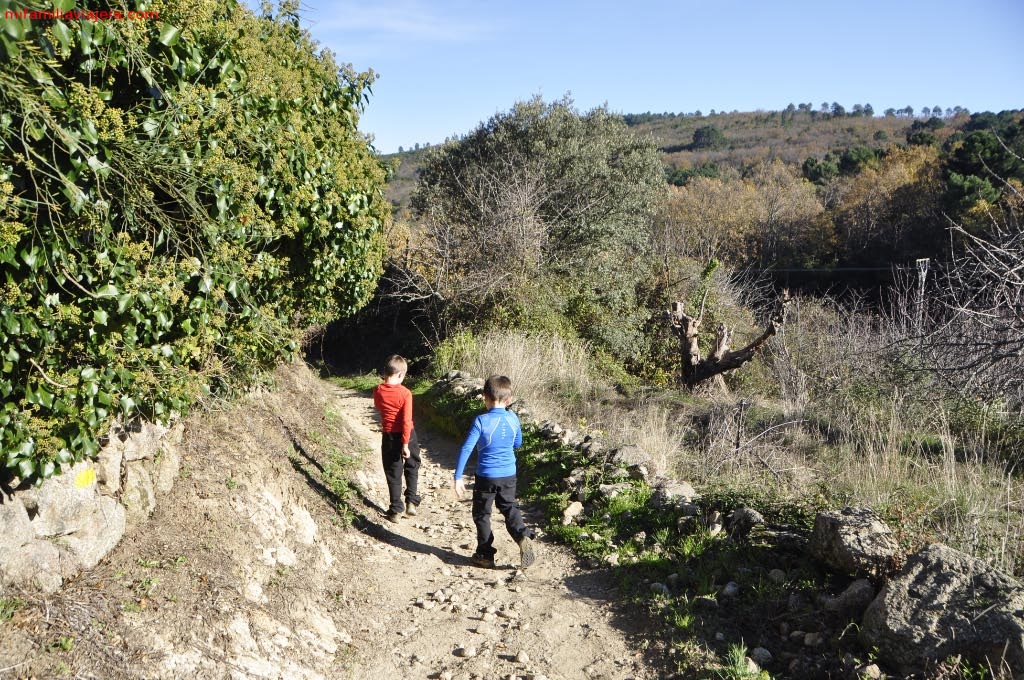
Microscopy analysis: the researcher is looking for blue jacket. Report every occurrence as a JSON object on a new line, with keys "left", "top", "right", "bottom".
{"left": 454, "top": 407, "right": 523, "bottom": 479}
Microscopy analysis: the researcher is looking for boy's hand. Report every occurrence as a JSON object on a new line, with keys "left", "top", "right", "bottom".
{"left": 453, "top": 478, "right": 466, "bottom": 499}
{"left": 402, "top": 444, "right": 410, "bottom": 459}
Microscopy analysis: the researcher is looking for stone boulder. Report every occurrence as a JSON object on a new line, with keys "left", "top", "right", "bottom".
{"left": 508, "top": 400, "right": 538, "bottom": 428}
{"left": 438, "top": 371, "right": 483, "bottom": 397}
{"left": 861, "top": 542, "right": 1024, "bottom": 676}
{"left": 649, "top": 479, "right": 697, "bottom": 510}
{"left": 605, "top": 445, "right": 655, "bottom": 485}
{"left": 0, "top": 536, "right": 63, "bottom": 593}
{"left": 727, "top": 507, "right": 764, "bottom": 540}
{"left": 823, "top": 578, "right": 875, "bottom": 616}
{"left": 59, "top": 495, "right": 126, "bottom": 570}
{"left": 564, "top": 467, "right": 593, "bottom": 501}
{"left": 562, "top": 501, "right": 585, "bottom": 526}
{"left": 596, "top": 483, "right": 631, "bottom": 500}
{"left": 809, "top": 506, "right": 900, "bottom": 577}
{"left": 537, "top": 420, "right": 565, "bottom": 441}
{"left": 21, "top": 461, "right": 102, "bottom": 537}
{"left": 121, "top": 419, "right": 171, "bottom": 461}
{"left": 0, "top": 417, "right": 177, "bottom": 593}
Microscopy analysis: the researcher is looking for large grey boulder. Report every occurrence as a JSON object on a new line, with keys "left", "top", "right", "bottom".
{"left": 438, "top": 371, "right": 483, "bottom": 397}
{"left": 809, "top": 506, "right": 900, "bottom": 577}
{"left": 606, "top": 445, "right": 655, "bottom": 485}
{"left": 727, "top": 507, "right": 765, "bottom": 540}
{"left": 861, "top": 542, "right": 1024, "bottom": 676}
{"left": 0, "top": 416, "right": 176, "bottom": 594}
{"left": 596, "top": 483, "right": 631, "bottom": 499}
{"left": 649, "top": 478, "right": 697, "bottom": 510}
{"left": 22, "top": 461, "right": 101, "bottom": 537}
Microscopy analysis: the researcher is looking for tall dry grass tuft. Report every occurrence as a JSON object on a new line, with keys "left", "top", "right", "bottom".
{"left": 436, "top": 330, "right": 598, "bottom": 424}
{"left": 603, "top": 403, "right": 693, "bottom": 478}
{"left": 818, "top": 397, "right": 1024, "bottom": 575}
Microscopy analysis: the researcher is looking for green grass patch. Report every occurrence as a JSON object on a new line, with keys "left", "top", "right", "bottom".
{"left": 713, "top": 643, "right": 771, "bottom": 679}
{"left": 325, "top": 372, "right": 380, "bottom": 392}
{"left": 0, "top": 597, "right": 24, "bottom": 622}
{"left": 412, "top": 379, "right": 481, "bottom": 439}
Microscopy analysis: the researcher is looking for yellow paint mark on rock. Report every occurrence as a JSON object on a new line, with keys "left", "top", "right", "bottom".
{"left": 74, "top": 467, "right": 96, "bottom": 488}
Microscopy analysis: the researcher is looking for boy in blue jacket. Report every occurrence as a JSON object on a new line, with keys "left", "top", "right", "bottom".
{"left": 453, "top": 375, "right": 536, "bottom": 569}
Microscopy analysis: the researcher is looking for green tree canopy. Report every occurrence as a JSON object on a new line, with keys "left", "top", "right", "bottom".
{"left": 402, "top": 95, "right": 664, "bottom": 356}
{"left": 943, "top": 111, "right": 1024, "bottom": 218}
{"left": 691, "top": 124, "right": 726, "bottom": 150}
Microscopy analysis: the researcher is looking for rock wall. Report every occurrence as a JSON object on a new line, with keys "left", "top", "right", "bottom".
{"left": 0, "top": 419, "right": 183, "bottom": 594}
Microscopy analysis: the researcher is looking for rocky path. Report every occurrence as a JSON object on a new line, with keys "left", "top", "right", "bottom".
{"left": 0, "top": 367, "right": 660, "bottom": 680}
{"left": 330, "top": 386, "right": 657, "bottom": 680}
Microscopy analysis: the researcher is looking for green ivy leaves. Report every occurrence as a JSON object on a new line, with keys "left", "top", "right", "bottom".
{"left": 0, "top": 0, "right": 389, "bottom": 485}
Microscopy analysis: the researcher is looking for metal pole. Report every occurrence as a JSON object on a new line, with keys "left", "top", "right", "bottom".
{"left": 915, "top": 258, "right": 930, "bottom": 336}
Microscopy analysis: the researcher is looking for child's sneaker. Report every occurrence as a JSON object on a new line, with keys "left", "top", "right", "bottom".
{"left": 517, "top": 536, "right": 536, "bottom": 568}
{"left": 385, "top": 511, "right": 401, "bottom": 524}
{"left": 470, "top": 553, "right": 495, "bottom": 569}
{"left": 405, "top": 502, "right": 418, "bottom": 517}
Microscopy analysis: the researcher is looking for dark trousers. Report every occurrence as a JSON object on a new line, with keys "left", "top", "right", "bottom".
{"left": 381, "top": 430, "right": 421, "bottom": 514}
{"left": 472, "top": 475, "right": 529, "bottom": 558}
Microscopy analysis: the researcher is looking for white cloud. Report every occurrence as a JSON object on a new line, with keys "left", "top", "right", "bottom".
{"left": 301, "top": 0, "right": 493, "bottom": 43}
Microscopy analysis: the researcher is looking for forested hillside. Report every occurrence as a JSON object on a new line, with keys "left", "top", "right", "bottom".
{"left": 387, "top": 104, "right": 1022, "bottom": 281}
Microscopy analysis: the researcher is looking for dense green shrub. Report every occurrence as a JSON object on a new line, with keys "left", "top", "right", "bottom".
{"left": 0, "top": 0, "right": 389, "bottom": 483}
{"left": 395, "top": 96, "right": 664, "bottom": 353}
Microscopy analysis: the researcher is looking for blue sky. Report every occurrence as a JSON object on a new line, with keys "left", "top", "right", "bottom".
{"left": 253, "top": 0, "right": 1024, "bottom": 154}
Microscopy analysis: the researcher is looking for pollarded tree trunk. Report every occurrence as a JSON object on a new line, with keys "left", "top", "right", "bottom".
{"left": 667, "top": 296, "right": 788, "bottom": 389}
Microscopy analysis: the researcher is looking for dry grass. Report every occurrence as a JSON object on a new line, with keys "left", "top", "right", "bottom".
{"left": 435, "top": 330, "right": 598, "bottom": 424}
{"left": 602, "top": 402, "right": 693, "bottom": 478}
{"left": 814, "top": 399, "right": 1024, "bottom": 574}
{"left": 435, "top": 309, "right": 1024, "bottom": 576}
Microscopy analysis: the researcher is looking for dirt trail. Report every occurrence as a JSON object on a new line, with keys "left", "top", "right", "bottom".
{"left": 0, "top": 366, "right": 660, "bottom": 680}
{"left": 329, "top": 385, "right": 656, "bottom": 680}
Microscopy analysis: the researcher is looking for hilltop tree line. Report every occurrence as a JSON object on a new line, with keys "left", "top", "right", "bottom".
{"left": 624, "top": 103, "right": 969, "bottom": 127}
{"left": 660, "top": 110, "right": 1023, "bottom": 273}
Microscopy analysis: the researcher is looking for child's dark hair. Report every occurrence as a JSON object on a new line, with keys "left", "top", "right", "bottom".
{"left": 483, "top": 375, "right": 513, "bottom": 403}
{"left": 381, "top": 354, "right": 408, "bottom": 378}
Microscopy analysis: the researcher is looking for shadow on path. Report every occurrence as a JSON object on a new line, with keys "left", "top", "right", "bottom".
{"left": 279, "top": 411, "right": 472, "bottom": 567}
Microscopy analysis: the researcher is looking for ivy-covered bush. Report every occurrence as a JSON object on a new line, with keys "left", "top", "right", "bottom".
{"left": 0, "top": 0, "right": 389, "bottom": 483}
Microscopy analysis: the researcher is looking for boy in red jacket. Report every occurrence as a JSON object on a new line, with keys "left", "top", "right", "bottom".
{"left": 372, "top": 355, "right": 421, "bottom": 523}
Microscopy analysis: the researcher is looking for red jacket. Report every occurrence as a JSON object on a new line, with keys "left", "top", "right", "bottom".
{"left": 372, "top": 382, "right": 414, "bottom": 444}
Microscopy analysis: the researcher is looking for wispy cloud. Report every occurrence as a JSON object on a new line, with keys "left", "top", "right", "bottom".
{"left": 301, "top": 0, "right": 494, "bottom": 44}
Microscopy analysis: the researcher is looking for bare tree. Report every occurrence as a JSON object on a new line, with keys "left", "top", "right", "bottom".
{"left": 925, "top": 174, "right": 1023, "bottom": 402}
{"left": 380, "top": 160, "right": 549, "bottom": 336}
{"left": 667, "top": 292, "right": 790, "bottom": 389}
